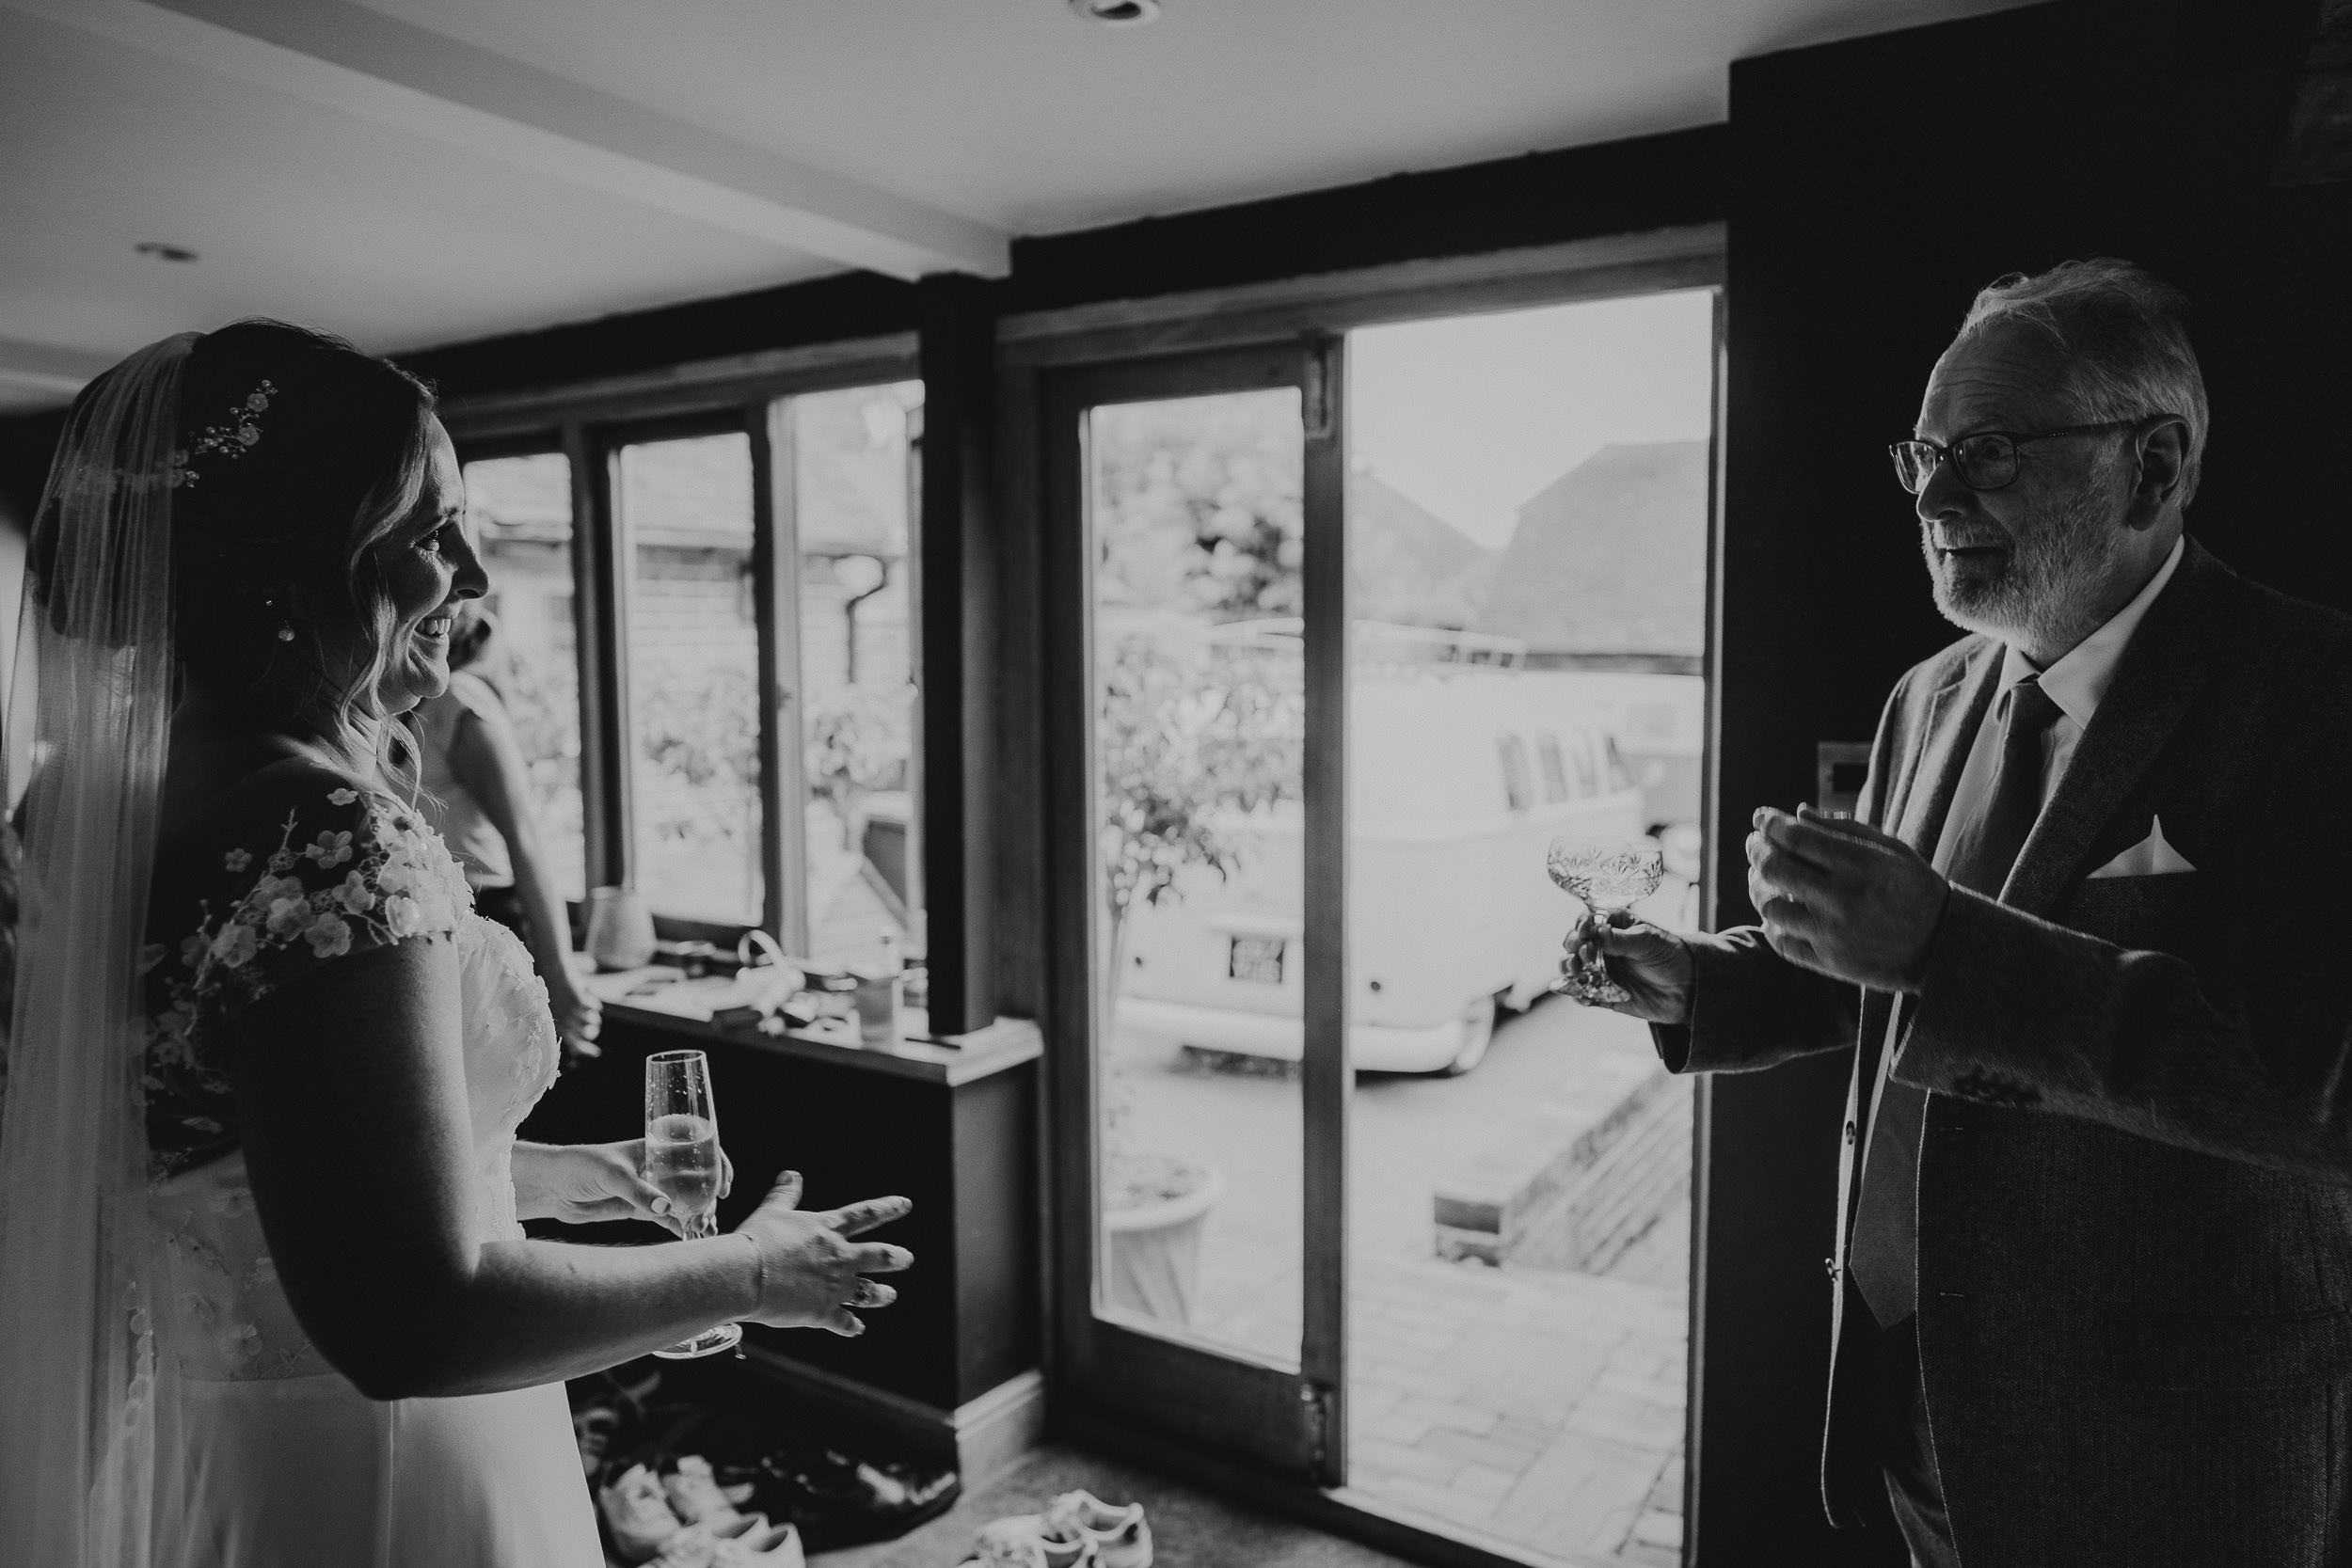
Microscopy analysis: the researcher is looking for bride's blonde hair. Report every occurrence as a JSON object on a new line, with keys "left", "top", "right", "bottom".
{"left": 162, "top": 320, "right": 440, "bottom": 777}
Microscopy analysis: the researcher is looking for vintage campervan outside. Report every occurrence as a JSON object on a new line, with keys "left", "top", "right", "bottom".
{"left": 1114, "top": 623, "right": 1690, "bottom": 1075}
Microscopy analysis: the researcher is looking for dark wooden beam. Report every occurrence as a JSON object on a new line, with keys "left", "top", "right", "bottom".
{"left": 1001, "top": 125, "right": 1726, "bottom": 317}
{"left": 916, "top": 274, "right": 999, "bottom": 1036}
{"left": 564, "top": 424, "right": 629, "bottom": 891}
{"left": 398, "top": 271, "right": 919, "bottom": 404}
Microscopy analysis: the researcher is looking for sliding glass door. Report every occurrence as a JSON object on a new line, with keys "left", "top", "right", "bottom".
{"left": 1046, "top": 341, "right": 1351, "bottom": 1481}
{"left": 1045, "top": 284, "right": 1718, "bottom": 1564}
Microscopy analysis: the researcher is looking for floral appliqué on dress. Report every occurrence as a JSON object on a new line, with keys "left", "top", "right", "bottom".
{"left": 142, "top": 782, "right": 472, "bottom": 1180}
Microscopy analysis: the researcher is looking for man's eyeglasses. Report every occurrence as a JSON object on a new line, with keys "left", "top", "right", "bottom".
{"left": 1888, "top": 421, "right": 2145, "bottom": 495}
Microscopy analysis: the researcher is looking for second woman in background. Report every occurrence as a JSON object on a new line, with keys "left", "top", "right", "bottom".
{"left": 418, "top": 602, "right": 601, "bottom": 1058}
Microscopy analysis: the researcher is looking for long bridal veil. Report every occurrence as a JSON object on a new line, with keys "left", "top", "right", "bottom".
{"left": 0, "top": 334, "right": 197, "bottom": 1566}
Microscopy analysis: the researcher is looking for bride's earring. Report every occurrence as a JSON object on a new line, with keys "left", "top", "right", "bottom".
{"left": 262, "top": 596, "right": 295, "bottom": 642}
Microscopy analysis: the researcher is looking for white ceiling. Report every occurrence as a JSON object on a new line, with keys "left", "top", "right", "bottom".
{"left": 0, "top": 0, "right": 2032, "bottom": 412}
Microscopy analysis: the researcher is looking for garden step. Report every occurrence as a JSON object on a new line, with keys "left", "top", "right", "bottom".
{"left": 1508, "top": 1084, "right": 1692, "bottom": 1274}
{"left": 1431, "top": 1063, "right": 1677, "bottom": 1267}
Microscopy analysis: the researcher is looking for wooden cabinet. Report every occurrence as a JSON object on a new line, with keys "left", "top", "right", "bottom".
{"left": 521, "top": 1004, "right": 1044, "bottom": 1477}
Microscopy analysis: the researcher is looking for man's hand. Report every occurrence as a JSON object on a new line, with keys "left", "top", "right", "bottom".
{"left": 1746, "top": 805, "right": 1948, "bottom": 990}
{"left": 1561, "top": 911, "right": 1694, "bottom": 1024}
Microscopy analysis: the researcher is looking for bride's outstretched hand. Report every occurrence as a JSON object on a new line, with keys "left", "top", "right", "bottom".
{"left": 512, "top": 1139, "right": 734, "bottom": 1227}
{"left": 735, "top": 1171, "right": 914, "bottom": 1337}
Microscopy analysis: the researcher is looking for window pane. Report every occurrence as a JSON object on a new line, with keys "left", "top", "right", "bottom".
{"left": 791, "top": 381, "right": 924, "bottom": 968}
{"left": 461, "top": 451, "right": 584, "bottom": 902}
{"left": 1343, "top": 291, "right": 1713, "bottom": 1560}
{"left": 619, "top": 432, "right": 761, "bottom": 926}
{"left": 1089, "top": 388, "right": 1307, "bottom": 1371}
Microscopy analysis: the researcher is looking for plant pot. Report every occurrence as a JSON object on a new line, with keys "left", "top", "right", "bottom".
{"left": 1101, "top": 1156, "right": 1224, "bottom": 1325}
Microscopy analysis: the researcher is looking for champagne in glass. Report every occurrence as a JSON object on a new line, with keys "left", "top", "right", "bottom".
{"left": 644, "top": 1050, "right": 743, "bottom": 1358}
{"left": 1547, "top": 837, "right": 1667, "bottom": 1006}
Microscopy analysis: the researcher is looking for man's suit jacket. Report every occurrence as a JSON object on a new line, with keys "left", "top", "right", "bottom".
{"left": 1662, "top": 540, "right": 2352, "bottom": 1565}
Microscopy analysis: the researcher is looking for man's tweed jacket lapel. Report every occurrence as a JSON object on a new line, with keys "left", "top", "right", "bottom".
{"left": 1820, "top": 642, "right": 1996, "bottom": 1471}
{"left": 2002, "top": 557, "right": 2224, "bottom": 917}
{"left": 1821, "top": 640, "right": 2002, "bottom": 1525}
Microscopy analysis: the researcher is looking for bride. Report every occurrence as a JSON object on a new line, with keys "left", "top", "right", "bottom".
{"left": 0, "top": 321, "right": 914, "bottom": 1567}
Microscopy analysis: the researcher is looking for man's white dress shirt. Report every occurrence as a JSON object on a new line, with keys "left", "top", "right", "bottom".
{"left": 1930, "top": 534, "right": 2185, "bottom": 870}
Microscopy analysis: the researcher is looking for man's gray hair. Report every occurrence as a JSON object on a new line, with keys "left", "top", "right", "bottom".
{"left": 1958, "top": 258, "right": 2209, "bottom": 506}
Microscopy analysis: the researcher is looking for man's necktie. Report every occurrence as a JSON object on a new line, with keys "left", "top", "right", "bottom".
{"left": 1849, "top": 674, "right": 2061, "bottom": 1329}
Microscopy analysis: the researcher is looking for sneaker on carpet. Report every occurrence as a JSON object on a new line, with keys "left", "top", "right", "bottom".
{"left": 1042, "top": 1491, "right": 1151, "bottom": 1568}
{"left": 598, "top": 1463, "right": 687, "bottom": 1565}
{"left": 968, "top": 1505, "right": 1115, "bottom": 1568}
{"left": 771, "top": 1447, "right": 960, "bottom": 1549}
{"left": 573, "top": 1402, "right": 623, "bottom": 1480}
{"left": 716, "top": 1518, "right": 805, "bottom": 1567}
{"left": 663, "top": 1454, "right": 747, "bottom": 1525}
{"left": 648, "top": 1512, "right": 805, "bottom": 1568}
{"left": 958, "top": 1530, "right": 1098, "bottom": 1568}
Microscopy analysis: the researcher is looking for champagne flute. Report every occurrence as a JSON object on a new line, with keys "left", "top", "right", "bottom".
{"left": 1547, "top": 837, "right": 1667, "bottom": 1006}
{"left": 644, "top": 1050, "right": 743, "bottom": 1359}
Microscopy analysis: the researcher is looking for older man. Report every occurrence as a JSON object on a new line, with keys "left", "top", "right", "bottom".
{"left": 1571, "top": 259, "right": 2352, "bottom": 1565}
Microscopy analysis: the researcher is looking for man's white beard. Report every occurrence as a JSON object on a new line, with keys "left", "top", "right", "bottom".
{"left": 1924, "top": 478, "right": 2125, "bottom": 655}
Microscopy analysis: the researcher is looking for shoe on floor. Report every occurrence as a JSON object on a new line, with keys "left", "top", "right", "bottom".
{"left": 770, "top": 1447, "right": 960, "bottom": 1550}
{"left": 598, "top": 1463, "right": 686, "bottom": 1564}
{"left": 572, "top": 1402, "right": 622, "bottom": 1479}
{"left": 1043, "top": 1490, "right": 1151, "bottom": 1568}
{"left": 718, "top": 1518, "right": 805, "bottom": 1568}
{"left": 650, "top": 1512, "right": 805, "bottom": 1568}
{"left": 961, "top": 1520, "right": 1099, "bottom": 1568}
{"left": 664, "top": 1454, "right": 748, "bottom": 1525}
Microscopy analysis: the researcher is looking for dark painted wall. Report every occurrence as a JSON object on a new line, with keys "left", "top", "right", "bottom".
{"left": 1702, "top": 2, "right": 2349, "bottom": 1561}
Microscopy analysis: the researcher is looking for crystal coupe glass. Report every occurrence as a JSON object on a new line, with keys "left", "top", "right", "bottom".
{"left": 1547, "top": 838, "right": 1667, "bottom": 1006}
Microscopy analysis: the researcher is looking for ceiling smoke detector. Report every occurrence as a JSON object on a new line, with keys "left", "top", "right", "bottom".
{"left": 135, "top": 242, "right": 199, "bottom": 263}
{"left": 1069, "top": 0, "right": 1161, "bottom": 26}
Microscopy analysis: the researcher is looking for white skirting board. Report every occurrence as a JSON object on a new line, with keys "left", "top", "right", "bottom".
{"left": 738, "top": 1347, "right": 1045, "bottom": 1487}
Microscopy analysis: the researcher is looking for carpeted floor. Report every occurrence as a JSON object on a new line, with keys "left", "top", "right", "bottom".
{"left": 810, "top": 1446, "right": 1420, "bottom": 1568}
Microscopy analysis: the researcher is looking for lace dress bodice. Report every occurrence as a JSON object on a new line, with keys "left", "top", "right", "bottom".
{"left": 140, "top": 768, "right": 560, "bottom": 1382}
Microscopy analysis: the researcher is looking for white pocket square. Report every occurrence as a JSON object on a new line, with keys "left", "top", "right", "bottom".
{"left": 2087, "top": 815, "right": 2196, "bottom": 879}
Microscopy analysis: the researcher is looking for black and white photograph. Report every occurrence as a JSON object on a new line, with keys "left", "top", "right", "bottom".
{"left": 1, "top": 2, "right": 2348, "bottom": 1565}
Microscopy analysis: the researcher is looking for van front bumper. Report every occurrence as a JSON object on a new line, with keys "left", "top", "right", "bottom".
{"left": 1114, "top": 998, "right": 1465, "bottom": 1074}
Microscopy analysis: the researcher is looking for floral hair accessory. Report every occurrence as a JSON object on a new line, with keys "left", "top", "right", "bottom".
{"left": 169, "top": 379, "right": 278, "bottom": 489}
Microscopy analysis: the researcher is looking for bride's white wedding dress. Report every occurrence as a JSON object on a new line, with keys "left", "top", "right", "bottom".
{"left": 141, "top": 766, "right": 602, "bottom": 1567}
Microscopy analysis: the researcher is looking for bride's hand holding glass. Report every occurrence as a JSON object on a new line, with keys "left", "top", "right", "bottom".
{"left": 510, "top": 1140, "right": 735, "bottom": 1228}
{"left": 733, "top": 1171, "right": 914, "bottom": 1338}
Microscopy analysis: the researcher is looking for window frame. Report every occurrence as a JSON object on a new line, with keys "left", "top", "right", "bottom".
{"left": 601, "top": 406, "right": 770, "bottom": 941}
{"left": 443, "top": 339, "right": 921, "bottom": 953}
{"left": 447, "top": 433, "right": 595, "bottom": 930}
